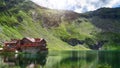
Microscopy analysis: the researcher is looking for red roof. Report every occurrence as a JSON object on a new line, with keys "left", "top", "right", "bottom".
{"left": 4, "top": 37, "right": 45, "bottom": 44}
{"left": 23, "top": 37, "right": 44, "bottom": 42}
{"left": 5, "top": 40, "right": 18, "bottom": 44}
{"left": 25, "top": 37, "right": 35, "bottom": 42}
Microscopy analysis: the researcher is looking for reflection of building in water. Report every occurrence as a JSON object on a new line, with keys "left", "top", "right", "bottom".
{"left": 3, "top": 52, "right": 48, "bottom": 68}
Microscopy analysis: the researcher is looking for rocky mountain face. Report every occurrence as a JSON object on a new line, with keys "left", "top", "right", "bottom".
{"left": 0, "top": 0, "right": 120, "bottom": 50}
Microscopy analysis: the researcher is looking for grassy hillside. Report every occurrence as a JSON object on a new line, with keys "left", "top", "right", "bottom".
{"left": 0, "top": 0, "right": 88, "bottom": 50}
{"left": 0, "top": 0, "right": 120, "bottom": 50}
{"left": 87, "top": 8, "right": 120, "bottom": 50}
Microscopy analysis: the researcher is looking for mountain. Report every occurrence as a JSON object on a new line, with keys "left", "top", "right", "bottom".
{"left": 0, "top": 0, "right": 120, "bottom": 50}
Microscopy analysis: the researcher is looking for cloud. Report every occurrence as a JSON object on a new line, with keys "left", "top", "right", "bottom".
{"left": 31, "top": 0, "right": 120, "bottom": 13}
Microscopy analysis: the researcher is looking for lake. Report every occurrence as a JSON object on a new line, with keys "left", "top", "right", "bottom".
{"left": 0, "top": 51, "right": 119, "bottom": 68}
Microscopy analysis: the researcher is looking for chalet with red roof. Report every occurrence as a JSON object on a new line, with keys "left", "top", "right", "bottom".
{"left": 3, "top": 37, "right": 48, "bottom": 53}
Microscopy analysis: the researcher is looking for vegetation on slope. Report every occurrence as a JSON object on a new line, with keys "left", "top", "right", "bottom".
{"left": 0, "top": 0, "right": 120, "bottom": 50}
{"left": 0, "top": 0, "right": 89, "bottom": 50}
{"left": 88, "top": 8, "right": 120, "bottom": 50}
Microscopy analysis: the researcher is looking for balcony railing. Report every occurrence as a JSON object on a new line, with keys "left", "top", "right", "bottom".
{"left": 21, "top": 43, "right": 45, "bottom": 47}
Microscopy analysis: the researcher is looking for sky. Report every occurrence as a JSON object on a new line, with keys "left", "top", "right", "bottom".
{"left": 31, "top": 0, "right": 120, "bottom": 13}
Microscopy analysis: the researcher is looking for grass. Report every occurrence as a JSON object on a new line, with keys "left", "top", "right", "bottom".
{"left": 0, "top": 0, "right": 120, "bottom": 50}
{"left": 0, "top": 6, "right": 88, "bottom": 50}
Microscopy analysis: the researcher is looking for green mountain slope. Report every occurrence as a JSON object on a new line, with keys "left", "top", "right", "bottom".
{"left": 0, "top": 0, "right": 88, "bottom": 50}
{"left": 0, "top": 0, "right": 120, "bottom": 50}
{"left": 86, "top": 8, "right": 120, "bottom": 50}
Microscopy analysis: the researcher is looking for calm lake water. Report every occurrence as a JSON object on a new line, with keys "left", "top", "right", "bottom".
{"left": 0, "top": 51, "right": 119, "bottom": 68}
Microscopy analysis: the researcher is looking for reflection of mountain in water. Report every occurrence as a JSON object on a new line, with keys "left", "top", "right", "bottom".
{"left": 1, "top": 51, "right": 120, "bottom": 68}
{"left": 3, "top": 52, "right": 48, "bottom": 68}
{"left": 50, "top": 51, "right": 98, "bottom": 68}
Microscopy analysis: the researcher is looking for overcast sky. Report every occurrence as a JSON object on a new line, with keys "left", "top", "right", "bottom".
{"left": 31, "top": 0, "right": 120, "bottom": 13}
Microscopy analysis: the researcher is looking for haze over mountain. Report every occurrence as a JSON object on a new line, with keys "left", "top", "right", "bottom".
{"left": 0, "top": 0, "right": 120, "bottom": 50}
{"left": 31, "top": 0, "right": 120, "bottom": 13}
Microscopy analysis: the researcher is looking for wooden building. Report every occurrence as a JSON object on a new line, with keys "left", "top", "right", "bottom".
{"left": 3, "top": 37, "right": 48, "bottom": 53}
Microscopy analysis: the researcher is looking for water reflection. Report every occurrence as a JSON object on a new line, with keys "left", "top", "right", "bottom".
{"left": 0, "top": 51, "right": 120, "bottom": 68}
{"left": 1, "top": 52, "right": 48, "bottom": 68}
{"left": 53, "top": 51, "right": 98, "bottom": 68}
{"left": 98, "top": 51, "right": 120, "bottom": 68}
